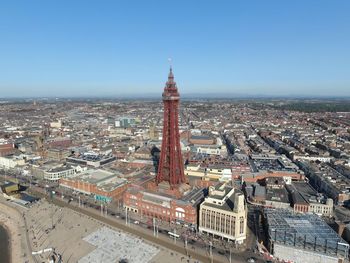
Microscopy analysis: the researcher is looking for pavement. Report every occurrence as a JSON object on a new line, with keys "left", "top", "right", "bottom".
{"left": 0, "top": 197, "right": 35, "bottom": 263}
{"left": 57, "top": 184, "right": 260, "bottom": 259}
{"left": 1, "top": 171, "right": 266, "bottom": 263}
{"left": 79, "top": 226, "right": 159, "bottom": 263}
{"left": 29, "top": 186, "right": 266, "bottom": 263}
{"left": 24, "top": 198, "right": 201, "bottom": 263}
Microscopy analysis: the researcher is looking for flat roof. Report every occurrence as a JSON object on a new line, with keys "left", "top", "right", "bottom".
{"left": 287, "top": 181, "right": 320, "bottom": 205}
{"left": 202, "top": 188, "right": 243, "bottom": 212}
{"left": 180, "top": 187, "right": 206, "bottom": 206}
{"left": 265, "top": 208, "right": 349, "bottom": 258}
{"left": 191, "top": 135, "right": 213, "bottom": 140}
{"left": 293, "top": 181, "right": 318, "bottom": 196}
{"left": 74, "top": 169, "right": 117, "bottom": 184}
{"left": 266, "top": 187, "right": 290, "bottom": 204}
{"left": 67, "top": 154, "right": 115, "bottom": 162}
{"left": 47, "top": 165, "right": 74, "bottom": 173}
{"left": 63, "top": 169, "right": 127, "bottom": 192}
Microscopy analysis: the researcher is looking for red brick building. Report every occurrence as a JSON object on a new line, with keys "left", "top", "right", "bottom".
{"left": 293, "top": 203, "right": 309, "bottom": 213}
{"left": 123, "top": 186, "right": 206, "bottom": 226}
{"left": 0, "top": 143, "right": 15, "bottom": 157}
{"left": 60, "top": 169, "right": 128, "bottom": 201}
{"left": 189, "top": 135, "right": 215, "bottom": 145}
{"left": 123, "top": 68, "right": 207, "bottom": 226}
{"left": 243, "top": 171, "right": 304, "bottom": 183}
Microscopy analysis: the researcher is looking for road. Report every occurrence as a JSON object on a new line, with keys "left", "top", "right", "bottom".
{"left": 0, "top": 169, "right": 266, "bottom": 263}
{"left": 28, "top": 188, "right": 264, "bottom": 263}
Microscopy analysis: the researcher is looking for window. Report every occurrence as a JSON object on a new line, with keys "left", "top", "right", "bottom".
{"left": 215, "top": 212, "right": 220, "bottom": 231}
{"left": 239, "top": 216, "right": 244, "bottom": 234}
{"left": 220, "top": 216, "right": 225, "bottom": 233}
{"left": 231, "top": 217, "right": 236, "bottom": 235}
{"left": 225, "top": 215, "right": 231, "bottom": 234}
{"left": 206, "top": 210, "right": 210, "bottom": 228}
{"left": 201, "top": 210, "right": 207, "bottom": 227}
{"left": 210, "top": 211, "right": 215, "bottom": 229}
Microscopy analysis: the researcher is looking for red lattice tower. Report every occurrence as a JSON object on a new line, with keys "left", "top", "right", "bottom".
{"left": 156, "top": 67, "right": 185, "bottom": 187}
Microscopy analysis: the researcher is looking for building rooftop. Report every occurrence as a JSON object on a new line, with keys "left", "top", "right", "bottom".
{"left": 202, "top": 184, "right": 243, "bottom": 212}
{"left": 265, "top": 208, "right": 349, "bottom": 259}
{"left": 67, "top": 153, "right": 115, "bottom": 162}
{"left": 180, "top": 187, "right": 207, "bottom": 206}
{"left": 265, "top": 187, "right": 290, "bottom": 204}
{"left": 190, "top": 135, "right": 213, "bottom": 140}
{"left": 63, "top": 169, "right": 127, "bottom": 192}
{"left": 290, "top": 181, "right": 321, "bottom": 204}
{"left": 47, "top": 164, "right": 75, "bottom": 173}
{"left": 203, "top": 196, "right": 235, "bottom": 212}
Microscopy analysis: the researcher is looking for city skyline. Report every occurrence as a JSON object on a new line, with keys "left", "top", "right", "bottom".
{"left": 1, "top": 2, "right": 350, "bottom": 263}
{"left": 1, "top": 1, "right": 350, "bottom": 98}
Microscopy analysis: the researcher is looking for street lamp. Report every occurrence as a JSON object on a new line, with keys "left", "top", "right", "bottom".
{"left": 153, "top": 218, "right": 159, "bottom": 237}
{"left": 228, "top": 240, "right": 232, "bottom": 263}
{"left": 125, "top": 206, "right": 128, "bottom": 225}
{"left": 209, "top": 241, "right": 213, "bottom": 263}
{"left": 153, "top": 217, "right": 156, "bottom": 236}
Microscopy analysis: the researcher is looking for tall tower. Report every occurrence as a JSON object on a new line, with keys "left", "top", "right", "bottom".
{"left": 156, "top": 67, "right": 185, "bottom": 187}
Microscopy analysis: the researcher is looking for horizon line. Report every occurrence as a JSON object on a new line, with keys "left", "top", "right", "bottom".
{"left": 1, "top": 94, "right": 350, "bottom": 101}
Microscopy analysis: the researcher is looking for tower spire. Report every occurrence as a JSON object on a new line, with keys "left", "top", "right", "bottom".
{"left": 168, "top": 66, "right": 174, "bottom": 80}
{"left": 168, "top": 57, "right": 172, "bottom": 68}
{"left": 157, "top": 65, "right": 185, "bottom": 188}
{"left": 168, "top": 58, "right": 174, "bottom": 81}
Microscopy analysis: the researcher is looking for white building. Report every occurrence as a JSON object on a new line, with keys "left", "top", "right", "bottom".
{"left": 309, "top": 198, "right": 334, "bottom": 217}
{"left": 199, "top": 183, "right": 247, "bottom": 243}
{"left": 185, "top": 144, "right": 227, "bottom": 156}
{"left": 293, "top": 155, "right": 333, "bottom": 163}
{"left": 0, "top": 155, "right": 25, "bottom": 169}
{"left": 44, "top": 165, "right": 85, "bottom": 181}
{"left": 185, "top": 165, "right": 232, "bottom": 181}
{"left": 50, "top": 119, "right": 62, "bottom": 128}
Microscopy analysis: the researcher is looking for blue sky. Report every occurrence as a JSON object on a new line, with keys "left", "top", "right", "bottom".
{"left": 0, "top": 1, "right": 349, "bottom": 98}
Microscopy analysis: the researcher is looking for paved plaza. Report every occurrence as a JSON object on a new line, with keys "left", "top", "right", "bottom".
{"left": 79, "top": 226, "right": 160, "bottom": 263}
{"left": 24, "top": 199, "right": 198, "bottom": 263}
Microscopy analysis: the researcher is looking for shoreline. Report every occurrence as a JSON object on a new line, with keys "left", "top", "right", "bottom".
{"left": 0, "top": 198, "right": 34, "bottom": 263}
{"left": 0, "top": 222, "right": 11, "bottom": 263}
{"left": 0, "top": 214, "right": 13, "bottom": 263}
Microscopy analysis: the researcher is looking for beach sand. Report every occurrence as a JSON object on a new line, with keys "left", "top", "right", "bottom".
{"left": 1, "top": 196, "right": 198, "bottom": 263}
{"left": 0, "top": 223, "right": 10, "bottom": 263}
{"left": 0, "top": 198, "right": 34, "bottom": 263}
{"left": 24, "top": 199, "right": 199, "bottom": 263}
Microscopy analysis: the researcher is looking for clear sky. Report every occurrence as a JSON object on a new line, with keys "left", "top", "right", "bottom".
{"left": 0, "top": 1, "right": 349, "bottom": 98}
